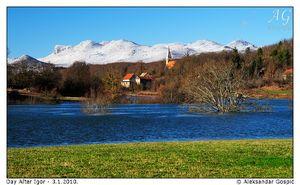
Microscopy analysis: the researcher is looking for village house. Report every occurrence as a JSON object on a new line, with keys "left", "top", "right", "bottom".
{"left": 282, "top": 68, "right": 293, "bottom": 81}
{"left": 121, "top": 73, "right": 140, "bottom": 88}
{"left": 139, "top": 72, "right": 153, "bottom": 90}
{"left": 121, "top": 72, "right": 154, "bottom": 90}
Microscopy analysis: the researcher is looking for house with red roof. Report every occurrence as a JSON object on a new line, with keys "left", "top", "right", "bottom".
{"left": 121, "top": 73, "right": 140, "bottom": 88}
{"left": 121, "top": 72, "right": 154, "bottom": 89}
{"left": 283, "top": 68, "right": 293, "bottom": 81}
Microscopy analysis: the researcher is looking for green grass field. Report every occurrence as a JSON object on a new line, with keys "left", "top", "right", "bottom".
{"left": 7, "top": 139, "right": 293, "bottom": 178}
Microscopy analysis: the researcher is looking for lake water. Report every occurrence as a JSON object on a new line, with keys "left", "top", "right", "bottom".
{"left": 8, "top": 99, "right": 293, "bottom": 147}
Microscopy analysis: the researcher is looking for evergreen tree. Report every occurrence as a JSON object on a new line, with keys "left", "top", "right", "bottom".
{"left": 255, "top": 48, "right": 264, "bottom": 76}
{"left": 231, "top": 48, "right": 242, "bottom": 69}
{"left": 61, "top": 61, "right": 91, "bottom": 97}
{"left": 34, "top": 66, "right": 61, "bottom": 92}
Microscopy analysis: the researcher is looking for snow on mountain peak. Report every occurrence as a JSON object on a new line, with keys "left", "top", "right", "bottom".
{"left": 54, "top": 45, "right": 71, "bottom": 54}
{"left": 9, "top": 54, "right": 53, "bottom": 73}
{"left": 105, "top": 39, "right": 140, "bottom": 47}
{"left": 14, "top": 54, "right": 36, "bottom": 62}
{"left": 187, "top": 40, "right": 228, "bottom": 52}
{"left": 191, "top": 39, "right": 220, "bottom": 45}
{"left": 35, "top": 39, "right": 257, "bottom": 67}
{"left": 226, "top": 40, "right": 257, "bottom": 51}
{"left": 10, "top": 54, "right": 51, "bottom": 69}
{"left": 233, "top": 40, "right": 251, "bottom": 45}
{"left": 74, "top": 40, "right": 101, "bottom": 50}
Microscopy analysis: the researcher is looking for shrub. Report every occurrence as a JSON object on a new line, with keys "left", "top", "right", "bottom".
{"left": 184, "top": 62, "right": 246, "bottom": 113}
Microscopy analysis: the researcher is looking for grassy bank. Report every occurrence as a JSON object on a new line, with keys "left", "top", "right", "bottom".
{"left": 8, "top": 139, "right": 292, "bottom": 178}
{"left": 248, "top": 87, "right": 293, "bottom": 99}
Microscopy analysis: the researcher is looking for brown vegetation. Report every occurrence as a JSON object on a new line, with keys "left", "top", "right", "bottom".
{"left": 7, "top": 39, "right": 293, "bottom": 108}
{"left": 184, "top": 62, "right": 245, "bottom": 112}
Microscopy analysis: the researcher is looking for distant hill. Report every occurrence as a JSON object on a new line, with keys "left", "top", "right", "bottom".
{"left": 9, "top": 55, "right": 53, "bottom": 72}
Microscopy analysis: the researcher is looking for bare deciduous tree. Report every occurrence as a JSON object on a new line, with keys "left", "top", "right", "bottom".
{"left": 184, "top": 62, "right": 246, "bottom": 113}
{"left": 83, "top": 95, "right": 112, "bottom": 115}
{"left": 82, "top": 71, "right": 122, "bottom": 115}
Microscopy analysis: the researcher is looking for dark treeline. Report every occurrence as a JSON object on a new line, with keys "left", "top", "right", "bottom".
{"left": 7, "top": 39, "right": 293, "bottom": 104}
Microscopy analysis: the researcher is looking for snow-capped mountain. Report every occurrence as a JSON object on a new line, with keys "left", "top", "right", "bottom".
{"left": 9, "top": 55, "right": 53, "bottom": 72}
{"left": 11, "top": 39, "right": 257, "bottom": 67}
{"left": 12, "top": 55, "right": 46, "bottom": 65}
{"left": 226, "top": 40, "right": 257, "bottom": 51}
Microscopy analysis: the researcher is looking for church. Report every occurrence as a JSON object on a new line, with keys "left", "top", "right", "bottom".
{"left": 165, "top": 47, "right": 176, "bottom": 69}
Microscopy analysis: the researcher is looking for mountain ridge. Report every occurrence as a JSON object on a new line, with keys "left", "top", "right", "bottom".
{"left": 10, "top": 39, "right": 258, "bottom": 67}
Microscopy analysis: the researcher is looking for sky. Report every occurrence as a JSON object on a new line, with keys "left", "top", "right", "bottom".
{"left": 7, "top": 7, "right": 293, "bottom": 59}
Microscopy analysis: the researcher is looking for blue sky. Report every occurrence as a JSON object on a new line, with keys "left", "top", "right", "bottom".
{"left": 8, "top": 7, "right": 293, "bottom": 58}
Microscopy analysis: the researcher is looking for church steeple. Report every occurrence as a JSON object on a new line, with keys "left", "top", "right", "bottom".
{"left": 166, "top": 46, "right": 172, "bottom": 65}
{"left": 165, "top": 46, "right": 176, "bottom": 69}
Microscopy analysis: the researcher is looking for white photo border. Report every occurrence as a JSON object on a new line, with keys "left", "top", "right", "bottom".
{"left": 1, "top": 1, "right": 298, "bottom": 185}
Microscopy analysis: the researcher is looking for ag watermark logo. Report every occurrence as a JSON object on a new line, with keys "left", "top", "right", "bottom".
{"left": 267, "top": 8, "right": 292, "bottom": 31}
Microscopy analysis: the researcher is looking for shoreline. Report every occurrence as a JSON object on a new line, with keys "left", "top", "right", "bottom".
{"left": 7, "top": 137, "right": 293, "bottom": 149}
{"left": 7, "top": 87, "right": 293, "bottom": 105}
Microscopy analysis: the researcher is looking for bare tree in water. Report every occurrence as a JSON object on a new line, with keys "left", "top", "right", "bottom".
{"left": 184, "top": 61, "right": 246, "bottom": 113}
{"left": 83, "top": 69, "right": 122, "bottom": 115}
{"left": 83, "top": 95, "right": 112, "bottom": 114}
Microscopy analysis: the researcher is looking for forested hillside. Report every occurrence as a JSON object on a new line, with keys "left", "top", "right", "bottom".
{"left": 7, "top": 39, "right": 293, "bottom": 103}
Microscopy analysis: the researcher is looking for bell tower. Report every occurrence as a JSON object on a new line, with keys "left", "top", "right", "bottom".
{"left": 165, "top": 47, "right": 176, "bottom": 69}
{"left": 166, "top": 46, "right": 172, "bottom": 66}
